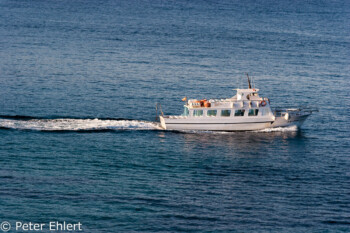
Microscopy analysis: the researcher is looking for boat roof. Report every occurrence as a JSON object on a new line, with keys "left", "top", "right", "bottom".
{"left": 234, "top": 88, "right": 259, "bottom": 93}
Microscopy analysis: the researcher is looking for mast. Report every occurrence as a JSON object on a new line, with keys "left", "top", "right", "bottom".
{"left": 246, "top": 73, "right": 252, "bottom": 89}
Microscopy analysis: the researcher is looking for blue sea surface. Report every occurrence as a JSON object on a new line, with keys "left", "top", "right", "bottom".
{"left": 0, "top": 0, "right": 349, "bottom": 232}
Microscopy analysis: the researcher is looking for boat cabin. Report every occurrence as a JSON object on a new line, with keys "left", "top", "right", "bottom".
{"left": 179, "top": 88, "right": 273, "bottom": 118}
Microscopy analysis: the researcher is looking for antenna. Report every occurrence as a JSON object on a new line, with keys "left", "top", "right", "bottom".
{"left": 240, "top": 75, "right": 243, "bottom": 88}
{"left": 246, "top": 73, "right": 252, "bottom": 89}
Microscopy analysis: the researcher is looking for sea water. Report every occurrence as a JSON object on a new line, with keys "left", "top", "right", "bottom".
{"left": 0, "top": 0, "right": 349, "bottom": 232}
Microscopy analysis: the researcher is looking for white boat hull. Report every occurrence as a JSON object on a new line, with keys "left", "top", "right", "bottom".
{"left": 160, "top": 113, "right": 310, "bottom": 131}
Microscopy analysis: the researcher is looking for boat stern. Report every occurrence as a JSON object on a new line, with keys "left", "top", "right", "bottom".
{"left": 159, "top": 116, "right": 167, "bottom": 129}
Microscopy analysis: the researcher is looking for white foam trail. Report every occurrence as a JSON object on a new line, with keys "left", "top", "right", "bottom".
{"left": 255, "top": 125, "right": 298, "bottom": 132}
{"left": 0, "top": 119, "right": 162, "bottom": 131}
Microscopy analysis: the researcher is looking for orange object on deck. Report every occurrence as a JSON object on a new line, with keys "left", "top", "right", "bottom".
{"left": 199, "top": 99, "right": 207, "bottom": 107}
{"left": 204, "top": 102, "right": 211, "bottom": 107}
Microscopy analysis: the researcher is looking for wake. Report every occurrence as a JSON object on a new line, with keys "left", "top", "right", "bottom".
{"left": 254, "top": 125, "right": 298, "bottom": 132}
{"left": 0, "top": 115, "right": 162, "bottom": 132}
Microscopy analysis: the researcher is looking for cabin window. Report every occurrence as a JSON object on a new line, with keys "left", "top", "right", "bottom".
{"left": 182, "top": 107, "right": 189, "bottom": 116}
{"left": 248, "top": 109, "right": 259, "bottom": 116}
{"left": 193, "top": 110, "right": 203, "bottom": 117}
{"left": 207, "top": 110, "right": 217, "bottom": 117}
{"left": 234, "top": 109, "right": 245, "bottom": 116}
{"left": 221, "top": 110, "right": 231, "bottom": 117}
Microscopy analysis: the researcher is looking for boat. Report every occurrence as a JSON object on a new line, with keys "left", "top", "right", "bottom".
{"left": 158, "top": 75, "right": 315, "bottom": 131}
